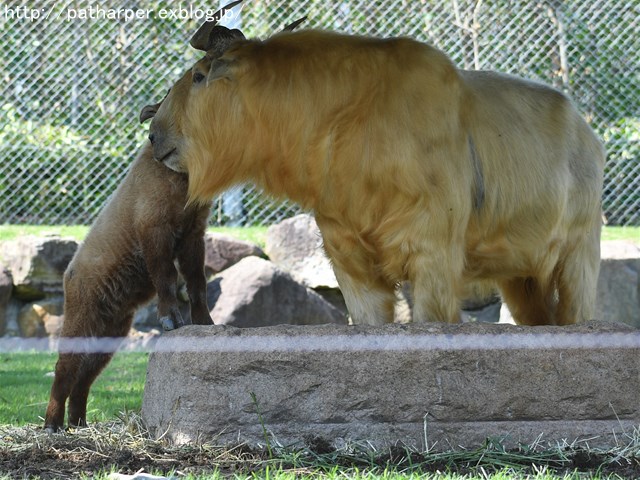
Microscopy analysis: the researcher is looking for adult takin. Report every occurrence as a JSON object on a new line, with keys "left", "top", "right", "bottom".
{"left": 148, "top": 28, "right": 605, "bottom": 327}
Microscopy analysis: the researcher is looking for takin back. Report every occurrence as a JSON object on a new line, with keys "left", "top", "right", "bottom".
{"left": 148, "top": 28, "right": 605, "bottom": 326}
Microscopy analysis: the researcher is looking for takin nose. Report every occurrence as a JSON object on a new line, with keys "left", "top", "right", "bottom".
{"left": 148, "top": 132, "right": 156, "bottom": 145}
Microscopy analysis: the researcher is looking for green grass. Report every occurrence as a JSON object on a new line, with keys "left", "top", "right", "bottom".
{"left": 0, "top": 224, "right": 269, "bottom": 247}
{"left": 0, "top": 225, "right": 637, "bottom": 247}
{"left": 0, "top": 351, "right": 148, "bottom": 426}
{"left": 1, "top": 354, "right": 638, "bottom": 479}
{"left": 208, "top": 226, "right": 268, "bottom": 248}
{"left": 0, "top": 225, "right": 90, "bottom": 242}
{"left": 600, "top": 226, "right": 640, "bottom": 242}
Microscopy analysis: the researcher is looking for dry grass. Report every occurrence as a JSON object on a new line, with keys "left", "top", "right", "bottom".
{"left": 0, "top": 413, "right": 262, "bottom": 479}
{"left": 1, "top": 413, "right": 639, "bottom": 479}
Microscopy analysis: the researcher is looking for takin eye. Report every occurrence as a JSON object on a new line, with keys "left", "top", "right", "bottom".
{"left": 192, "top": 71, "right": 206, "bottom": 84}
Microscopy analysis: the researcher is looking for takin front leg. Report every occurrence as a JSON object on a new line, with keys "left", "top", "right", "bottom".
{"left": 140, "top": 228, "right": 184, "bottom": 331}
{"left": 408, "top": 247, "right": 463, "bottom": 323}
{"left": 555, "top": 226, "right": 601, "bottom": 324}
{"left": 333, "top": 265, "right": 396, "bottom": 325}
{"left": 176, "top": 214, "right": 213, "bottom": 325}
{"left": 319, "top": 220, "right": 395, "bottom": 325}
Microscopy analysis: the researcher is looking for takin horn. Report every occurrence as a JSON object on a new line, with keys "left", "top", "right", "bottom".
{"left": 282, "top": 16, "right": 307, "bottom": 31}
{"left": 139, "top": 100, "right": 162, "bottom": 124}
{"left": 190, "top": 0, "right": 244, "bottom": 51}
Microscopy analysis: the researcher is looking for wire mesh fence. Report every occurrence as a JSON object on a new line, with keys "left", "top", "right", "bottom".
{"left": 0, "top": 0, "right": 638, "bottom": 226}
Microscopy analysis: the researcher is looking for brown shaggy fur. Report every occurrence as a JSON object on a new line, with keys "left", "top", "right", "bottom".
{"left": 44, "top": 143, "right": 212, "bottom": 432}
{"left": 149, "top": 29, "right": 605, "bottom": 326}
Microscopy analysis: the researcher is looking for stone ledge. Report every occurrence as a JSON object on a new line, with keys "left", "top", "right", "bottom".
{"left": 142, "top": 322, "right": 640, "bottom": 451}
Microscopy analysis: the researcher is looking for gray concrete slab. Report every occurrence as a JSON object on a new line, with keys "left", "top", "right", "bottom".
{"left": 142, "top": 322, "right": 640, "bottom": 450}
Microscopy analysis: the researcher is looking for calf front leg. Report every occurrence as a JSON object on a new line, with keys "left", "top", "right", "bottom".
{"left": 140, "top": 228, "right": 184, "bottom": 331}
{"left": 176, "top": 210, "right": 213, "bottom": 325}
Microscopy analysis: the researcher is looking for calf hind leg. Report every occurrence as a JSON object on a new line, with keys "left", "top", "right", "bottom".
{"left": 44, "top": 314, "right": 132, "bottom": 431}
{"left": 44, "top": 352, "right": 83, "bottom": 432}
{"left": 67, "top": 353, "right": 114, "bottom": 427}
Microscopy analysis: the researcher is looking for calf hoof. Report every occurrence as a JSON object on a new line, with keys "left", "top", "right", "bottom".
{"left": 160, "top": 316, "right": 176, "bottom": 331}
{"left": 43, "top": 424, "right": 61, "bottom": 434}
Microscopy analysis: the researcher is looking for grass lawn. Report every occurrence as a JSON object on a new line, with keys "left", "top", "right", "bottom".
{"left": 0, "top": 353, "right": 639, "bottom": 479}
{"left": 0, "top": 351, "right": 148, "bottom": 427}
{"left": 0, "top": 225, "right": 638, "bottom": 247}
{"left": 0, "top": 224, "right": 269, "bottom": 247}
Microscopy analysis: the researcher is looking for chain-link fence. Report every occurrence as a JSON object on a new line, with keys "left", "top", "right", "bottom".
{"left": 0, "top": 0, "right": 638, "bottom": 226}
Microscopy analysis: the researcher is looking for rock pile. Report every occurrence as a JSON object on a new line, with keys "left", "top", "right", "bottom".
{"left": 0, "top": 216, "right": 638, "bottom": 338}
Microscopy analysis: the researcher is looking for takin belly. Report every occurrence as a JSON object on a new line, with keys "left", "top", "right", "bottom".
{"left": 463, "top": 231, "right": 566, "bottom": 284}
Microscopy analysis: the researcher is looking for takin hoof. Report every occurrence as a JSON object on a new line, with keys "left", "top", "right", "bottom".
{"left": 159, "top": 315, "right": 186, "bottom": 331}
{"left": 160, "top": 316, "right": 176, "bottom": 331}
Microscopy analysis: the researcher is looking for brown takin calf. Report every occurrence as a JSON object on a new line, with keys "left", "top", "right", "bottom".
{"left": 148, "top": 28, "right": 605, "bottom": 327}
{"left": 43, "top": 141, "right": 212, "bottom": 432}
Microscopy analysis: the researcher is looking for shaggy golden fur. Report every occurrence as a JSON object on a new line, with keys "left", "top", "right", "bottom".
{"left": 149, "top": 29, "right": 605, "bottom": 326}
{"left": 44, "top": 143, "right": 212, "bottom": 432}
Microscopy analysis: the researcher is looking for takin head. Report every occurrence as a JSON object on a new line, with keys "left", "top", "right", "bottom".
{"left": 144, "top": 7, "right": 305, "bottom": 173}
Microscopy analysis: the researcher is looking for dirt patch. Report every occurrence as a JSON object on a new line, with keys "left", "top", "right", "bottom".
{"left": 1, "top": 417, "right": 639, "bottom": 478}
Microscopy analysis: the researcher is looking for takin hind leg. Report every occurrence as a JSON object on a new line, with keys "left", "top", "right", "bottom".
{"left": 67, "top": 353, "right": 114, "bottom": 427}
{"left": 44, "top": 352, "right": 84, "bottom": 432}
{"left": 554, "top": 230, "right": 601, "bottom": 324}
{"left": 44, "top": 315, "right": 131, "bottom": 432}
{"left": 498, "top": 277, "right": 557, "bottom": 326}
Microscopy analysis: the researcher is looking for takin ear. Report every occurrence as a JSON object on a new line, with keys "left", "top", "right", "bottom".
{"left": 207, "top": 58, "right": 234, "bottom": 84}
{"left": 139, "top": 101, "right": 161, "bottom": 123}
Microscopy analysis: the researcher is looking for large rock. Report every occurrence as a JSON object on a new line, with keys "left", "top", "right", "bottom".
{"left": 143, "top": 321, "right": 640, "bottom": 450}
{"left": 16, "top": 299, "right": 64, "bottom": 337}
{"left": 265, "top": 214, "right": 338, "bottom": 289}
{"left": 0, "top": 267, "right": 13, "bottom": 336}
{"left": 0, "top": 236, "right": 77, "bottom": 300}
{"left": 596, "top": 241, "right": 639, "bottom": 327}
{"left": 204, "top": 232, "right": 266, "bottom": 277}
{"left": 207, "top": 257, "right": 346, "bottom": 327}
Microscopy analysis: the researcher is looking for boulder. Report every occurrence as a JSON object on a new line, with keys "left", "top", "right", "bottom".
{"left": 596, "top": 241, "right": 640, "bottom": 327}
{"left": 265, "top": 214, "right": 338, "bottom": 289}
{"left": 207, "top": 257, "right": 347, "bottom": 327}
{"left": 204, "top": 232, "right": 266, "bottom": 277}
{"left": 17, "top": 297, "right": 64, "bottom": 337}
{"left": 143, "top": 321, "right": 640, "bottom": 451}
{"left": 0, "top": 267, "right": 13, "bottom": 336}
{"left": 0, "top": 236, "right": 77, "bottom": 300}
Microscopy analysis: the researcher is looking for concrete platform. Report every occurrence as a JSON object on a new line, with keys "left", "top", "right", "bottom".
{"left": 142, "top": 321, "right": 640, "bottom": 450}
